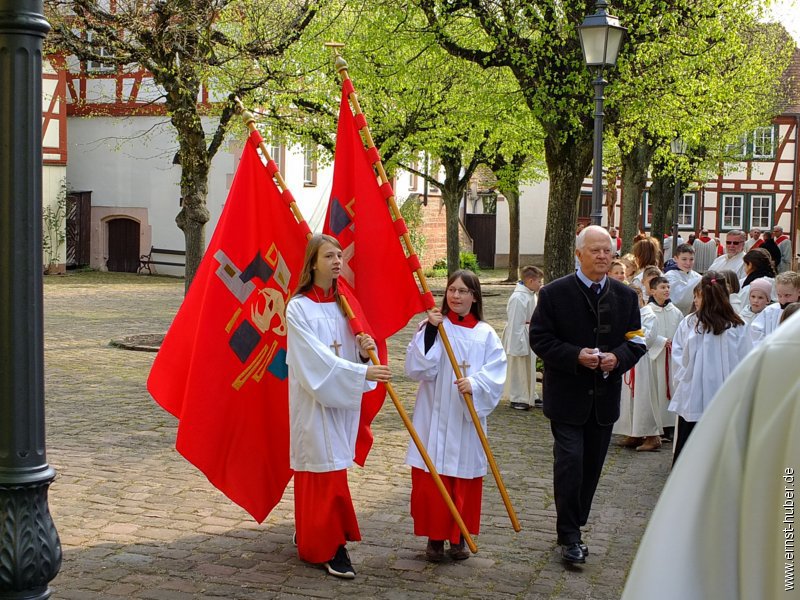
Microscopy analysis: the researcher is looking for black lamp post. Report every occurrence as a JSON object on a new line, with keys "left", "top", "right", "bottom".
{"left": 670, "top": 137, "right": 688, "bottom": 257}
{"left": 578, "top": 0, "right": 626, "bottom": 227}
{"left": 0, "top": 0, "right": 62, "bottom": 598}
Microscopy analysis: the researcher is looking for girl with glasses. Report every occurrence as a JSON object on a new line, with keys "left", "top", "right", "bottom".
{"left": 404, "top": 269, "right": 507, "bottom": 562}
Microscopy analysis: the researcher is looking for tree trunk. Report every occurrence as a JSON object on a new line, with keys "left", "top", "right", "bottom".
{"left": 439, "top": 149, "right": 471, "bottom": 275}
{"left": 169, "top": 86, "right": 212, "bottom": 292}
{"left": 619, "top": 139, "right": 655, "bottom": 254}
{"left": 542, "top": 128, "right": 593, "bottom": 282}
{"left": 649, "top": 173, "right": 674, "bottom": 250}
{"left": 502, "top": 184, "right": 520, "bottom": 282}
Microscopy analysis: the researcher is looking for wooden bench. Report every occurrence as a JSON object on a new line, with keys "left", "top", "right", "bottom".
{"left": 138, "top": 246, "right": 185, "bottom": 275}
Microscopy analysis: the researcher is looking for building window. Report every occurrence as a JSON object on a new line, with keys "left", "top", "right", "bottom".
{"left": 721, "top": 194, "right": 744, "bottom": 230}
{"left": 677, "top": 192, "right": 696, "bottom": 229}
{"left": 303, "top": 143, "right": 317, "bottom": 186}
{"left": 749, "top": 194, "right": 773, "bottom": 230}
{"left": 752, "top": 126, "right": 776, "bottom": 160}
{"left": 408, "top": 161, "right": 418, "bottom": 191}
{"left": 85, "top": 32, "right": 115, "bottom": 73}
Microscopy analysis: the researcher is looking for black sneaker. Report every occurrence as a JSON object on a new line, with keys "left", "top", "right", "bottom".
{"left": 510, "top": 402, "right": 530, "bottom": 411}
{"left": 533, "top": 398, "right": 543, "bottom": 408}
{"left": 324, "top": 545, "right": 355, "bottom": 579}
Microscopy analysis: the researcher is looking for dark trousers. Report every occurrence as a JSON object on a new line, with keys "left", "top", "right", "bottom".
{"left": 672, "top": 416, "right": 697, "bottom": 466}
{"left": 550, "top": 418, "right": 613, "bottom": 545}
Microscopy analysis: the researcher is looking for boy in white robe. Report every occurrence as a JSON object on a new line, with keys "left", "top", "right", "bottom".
{"left": 501, "top": 265, "right": 543, "bottom": 410}
{"left": 405, "top": 270, "right": 506, "bottom": 562}
{"left": 664, "top": 243, "right": 701, "bottom": 315}
{"left": 644, "top": 277, "right": 684, "bottom": 445}
{"left": 286, "top": 234, "right": 391, "bottom": 579}
{"left": 749, "top": 271, "right": 800, "bottom": 346}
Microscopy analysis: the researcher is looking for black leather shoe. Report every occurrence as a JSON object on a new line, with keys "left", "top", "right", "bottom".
{"left": 579, "top": 541, "right": 589, "bottom": 556}
{"left": 560, "top": 543, "right": 585, "bottom": 564}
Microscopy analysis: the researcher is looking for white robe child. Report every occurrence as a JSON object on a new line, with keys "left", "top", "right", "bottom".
{"left": 669, "top": 315, "right": 753, "bottom": 422}
{"left": 748, "top": 302, "right": 782, "bottom": 347}
{"left": 405, "top": 317, "right": 507, "bottom": 479}
{"left": 645, "top": 302, "right": 684, "bottom": 428}
{"left": 286, "top": 295, "right": 376, "bottom": 472}
{"left": 501, "top": 282, "right": 538, "bottom": 405}
{"left": 613, "top": 305, "right": 660, "bottom": 437}
{"left": 664, "top": 269, "right": 701, "bottom": 315}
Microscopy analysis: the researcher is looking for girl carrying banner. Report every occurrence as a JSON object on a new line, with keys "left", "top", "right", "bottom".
{"left": 285, "top": 234, "right": 392, "bottom": 579}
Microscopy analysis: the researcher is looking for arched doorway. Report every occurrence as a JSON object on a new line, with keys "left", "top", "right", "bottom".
{"left": 106, "top": 218, "right": 140, "bottom": 272}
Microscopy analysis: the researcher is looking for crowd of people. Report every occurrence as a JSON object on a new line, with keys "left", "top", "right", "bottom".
{"left": 284, "top": 224, "right": 797, "bottom": 579}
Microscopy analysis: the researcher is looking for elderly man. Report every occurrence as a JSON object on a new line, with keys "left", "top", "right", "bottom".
{"left": 772, "top": 225, "right": 792, "bottom": 273}
{"left": 745, "top": 228, "right": 762, "bottom": 251}
{"left": 708, "top": 230, "right": 747, "bottom": 279}
{"left": 530, "top": 226, "right": 646, "bottom": 565}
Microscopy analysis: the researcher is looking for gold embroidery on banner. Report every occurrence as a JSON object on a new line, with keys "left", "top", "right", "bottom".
{"left": 251, "top": 288, "right": 287, "bottom": 336}
{"left": 225, "top": 307, "right": 242, "bottom": 333}
{"left": 233, "top": 340, "right": 278, "bottom": 390}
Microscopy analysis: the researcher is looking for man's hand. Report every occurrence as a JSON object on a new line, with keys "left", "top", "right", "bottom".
{"left": 578, "top": 347, "right": 601, "bottom": 369}
{"left": 599, "top": 352, "right": 618, "bottom": 372}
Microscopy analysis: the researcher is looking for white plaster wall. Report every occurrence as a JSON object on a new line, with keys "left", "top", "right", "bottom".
{"left": 495, "top": 179, "right": 550, "bottom": 257}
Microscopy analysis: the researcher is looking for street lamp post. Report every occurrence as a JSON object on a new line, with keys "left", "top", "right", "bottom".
{"left": 670, "top": 137, "right": 688, "bottom": 258}
{"left": 578, "top": 0, "right": 626, "bottom": 227}
{"left": 0, "top": 0, "right": 62, "bottom": 598}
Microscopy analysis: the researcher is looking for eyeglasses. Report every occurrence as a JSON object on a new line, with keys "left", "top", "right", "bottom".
{"left": 726, "top": 240, "right": 743, "bottom": 245}
{"left": 447, "top": 287, "right": 473, "bottom": 296}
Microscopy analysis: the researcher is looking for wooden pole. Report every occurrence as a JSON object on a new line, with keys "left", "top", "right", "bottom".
{"left": 328, "top": 52, "right": 521, "bottom": 533}
{"left": 234, "top": 100, "right": 478, "bottom": 552}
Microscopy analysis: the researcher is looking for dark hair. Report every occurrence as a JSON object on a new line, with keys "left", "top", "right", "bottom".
{"left": 632, "top": 237, "right": 662, "bottom": 270}
{"left": 675, "top": 243, "right": 694, "bottom": 255}
{"left": 293, "top": 234, "right": 346, "bottom": 312}
{"left": 648, "top": 276, "right": 669, "bottom": 290}
{"left": 718, "top": 270, "right": 740, "bottom": 294}
{"left": 743, "top": 248, "right": 776, "bottom": 276}
{"left": 695, "top": 270, "right": 744, "bottom": 334}
{"left": 780, "top": 302, "right": 800, "bottom": 324}
{"left": 441, "top": 269, "right": 483, "bottom": 321}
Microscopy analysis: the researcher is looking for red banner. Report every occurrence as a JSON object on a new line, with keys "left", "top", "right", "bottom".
{"left": 148, "top": 131, "right": 306, "bottom": 522}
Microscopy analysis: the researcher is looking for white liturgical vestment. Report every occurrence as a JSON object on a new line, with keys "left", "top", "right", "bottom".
{"left": 286, "top": 295, "right": 375, "bottom": 473}
{"left": 622, "top": 311, "right": 800, "bottom": 600}
{"left": 405, "top": 318, "right": 506, "bottom": 479}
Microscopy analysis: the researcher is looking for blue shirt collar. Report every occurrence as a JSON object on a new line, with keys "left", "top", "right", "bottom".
{"left": 576, "top": 269, "right": 607, "bottom": 292}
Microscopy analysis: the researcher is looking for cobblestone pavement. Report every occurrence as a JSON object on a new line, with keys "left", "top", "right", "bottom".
{"left": 42, "top": 272, "right": 671, "bottom": 600}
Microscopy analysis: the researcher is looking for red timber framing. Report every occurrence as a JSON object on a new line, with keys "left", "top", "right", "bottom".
{"left": 43, "top": 58, "right": 67, "bottom": 165}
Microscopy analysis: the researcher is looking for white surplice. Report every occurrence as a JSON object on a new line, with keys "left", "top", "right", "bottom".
{"left": 692, "top": 238, "right": 718, "bottom": 273}
{"left": 664, "top": 269, "right": 701, "bottom": 315}
{"left": 749, "top": 302, "right": 783, "bottom": 347}
{"left": 621, "top": 311, "right": 800, "bottom": 600}
{"left": 501, "top": 282, "right": 538, "bottom": 404}
{"left": 613, "top": 305, "right": 660, "bottom": 437}
{"left": 286, "top": 295, "right": 375, "bottom": 473}
{"left": 405, "top": 318, "right": 507, "bottom": 478}
{"left": 668, "top": 315, "right": 753, "bottom": 422}
{"left": 645, "top": 302, "right": 684, "bottom": 428}
{"left": 708, "top": 251, "right": 747, "bottom": 280}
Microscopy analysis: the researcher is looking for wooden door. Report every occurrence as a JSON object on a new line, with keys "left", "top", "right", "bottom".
{"left": 66, "top": 191, "right": 91, "bottom": 267}
{"left": 465, "top": 213, "right": 497, "bottom": 268}
{"left": 106, "top": 218, "right": 140, "bottom": 273}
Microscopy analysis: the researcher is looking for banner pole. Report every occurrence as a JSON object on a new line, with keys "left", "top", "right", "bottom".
{"left": 329, "top": 52, "right": 521, "bottom": 533}
{"left": 235, "top": 99, "right": 479, "bottom": 552}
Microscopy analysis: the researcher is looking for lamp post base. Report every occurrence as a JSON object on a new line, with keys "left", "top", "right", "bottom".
{"left": 0, "top": 478, "right": 62, "bottom": 600}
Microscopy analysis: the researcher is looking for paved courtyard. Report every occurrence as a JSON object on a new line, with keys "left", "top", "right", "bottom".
{"left": 42, "top": 272, "right": 671, "bottom": 599}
